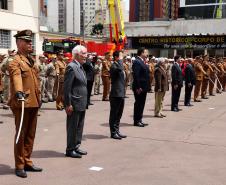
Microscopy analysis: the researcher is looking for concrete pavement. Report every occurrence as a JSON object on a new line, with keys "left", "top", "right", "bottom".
{"left": 1, "top": 89, "right": 226, "bottom": 185}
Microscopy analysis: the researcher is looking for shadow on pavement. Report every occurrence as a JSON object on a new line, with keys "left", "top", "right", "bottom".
{"left": 91, "top": 99, "right": 103, "bottom": 102}
{"left": 143, "top": 115, "right": 156, "bottom": 118}
{"left": 83, "top": 134, "right": 109, "bottom": 140}
{"left": 148, "top": 109, "right": 172, "bottom": 112}
{"left": 32, "top": 150, "right": 65, "bottom": 158}
{"left": 40, "top": 107, "right": 59, "bottom": 111}
{"left": 0, "top": 164, "right": 14, "bottom": 175}
{"left": 100, "top": 122, "right": 133, "bottom": 127}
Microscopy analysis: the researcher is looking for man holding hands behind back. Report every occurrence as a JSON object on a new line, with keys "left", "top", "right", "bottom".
{"left": 64, "top": 45, "right": 88, "bottom": 158}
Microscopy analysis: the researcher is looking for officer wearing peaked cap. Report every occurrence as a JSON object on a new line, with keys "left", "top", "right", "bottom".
{"left": 8, "top": 30, "right": 42, "bottom": 178}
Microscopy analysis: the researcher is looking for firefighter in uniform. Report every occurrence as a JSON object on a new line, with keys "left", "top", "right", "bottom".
{"left": 8, "top": 30, "right": 42, "bottom": 178}
{"left": 223, "top": 57, "right": 226, "bottom": 91}
{"left": 194, "top": 56, "right": 207, "bottom": 102}
{"left": 216, "top": 58, "right": 225, "bottom": 93}
{"left": 55, "top": 50, "right": 66, "bottom": 110}
{"left": 1, "top": 49, "right": 16, "bottom": 109}
{"left": 209, "top": 58, "right": 220, "bottom": 96}
{"left": 46, "top": 57, "right": 57, "bottom": 102}
{"left": 101, "top": 52, "right": 112, "bottom": 101}
{"left": 201, "top": 56, "right": 213, "bottom": 99}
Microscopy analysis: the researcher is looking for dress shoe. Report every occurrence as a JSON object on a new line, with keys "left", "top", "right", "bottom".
{"left": 111, "top": 133, "right": 122, "bottom": 140}
{"left": 134, "top": 122, "right": 144, "bottom": 127}
{"left": 3, "top": 105, "right": 9, "bottom": 110}
{"left": 154, "top": 114, "right": 163, "bottom": 118}
{"left": 102, "top": 99, "right": 109, "bottom": 101}
{"left": 185, "top": 103, "right": 193, "bottom": 106}
{"left": 194, "top": 99, "right": 202, "bottom": 102}
{"left": 0, "top": 121, "right": 3, "bottom": 124}
{"left": 42, "top": 99, "right": 48, "bottom": 103}
{"left": 76, "top": 148, "right": 87, "bottom": 155}
{"left": 24, "top": 165, "right": 42, "bottom": 172}
{"left": 171, "top": 108, "right": 179, "bottom": 112}
{"left": 139, "top": 121, "right": 148, "bottom": 126}
{"left": 117, "top": 131, "right": 127, "bottom": 138}
{"left": 209, "top": 94, "right": 215, "bottom": 96}
{"left": 65, "top": 150, "right": 82, "bottom": 158}
{"left": 88, "top": 102, "right": 94, "bottom": 105}
{"left": 177, "top": 108, "right": 182, "bottom": 111}
{"left": 201, "top": 96, "right": 208, "bottom": 99}
{"left": 160, "top": 113, "right": 166, "bottom": 117}
{"left": 15, "top": 169, "right": 27, "bottom": 178}
{"left": 57, "top": 107, "right": 64, "bottom": 111}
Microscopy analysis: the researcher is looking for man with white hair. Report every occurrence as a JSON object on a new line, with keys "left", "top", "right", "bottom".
{"left": 64, "top": 45, "right": 88, "bottom": 158}
{"left": 154, "top": 58, "right": 169, "bottom": 117}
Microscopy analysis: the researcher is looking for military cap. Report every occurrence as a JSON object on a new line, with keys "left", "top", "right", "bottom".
{"left": 14, "top": 29, "right": 32, "bottom": 41}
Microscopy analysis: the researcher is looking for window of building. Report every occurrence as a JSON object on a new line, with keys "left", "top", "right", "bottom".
{"left": 180, "top": 4, "right": 226, "bottom": 19}
{"left": 0, "top": 0, "right": 7, "bottom": 10}
{"left": 0, "top": 29, "right": 11, "bottom": 48}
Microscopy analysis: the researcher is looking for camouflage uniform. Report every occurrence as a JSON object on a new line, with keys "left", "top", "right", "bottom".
{"left": 94, "top": 63, "right": 101, "bottom": 95}
{"left": 1, "top": 56, "right": 14, "bottom": 108}
{"left": 39, "top": 62, "right": 48, "bottom": 102}
{"left": 46, "top": 60, "right": 56, "bottom": 102}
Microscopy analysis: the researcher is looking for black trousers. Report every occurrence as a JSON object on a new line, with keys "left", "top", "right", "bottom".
{"left": 109, "top": 97, "right": 125, "bottom": 135}
{"left": 171, "top": 85, "right": 182, "bottom": 110}
{"left": 184, "top": 83, "right": 193, "bottom": 105}
{"left": 87, "top": 80, "right": 94, "bottom": 104}
{"left": 133, "top": 91, "right": 147, "bottom": 123}
{"left": 66, "top": 110, "right": 86, "bottom": 152}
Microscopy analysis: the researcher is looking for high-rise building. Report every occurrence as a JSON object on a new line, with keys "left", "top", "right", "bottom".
{"left": 129, "top": 0, "right": 180, "bottom": 22}
{"left": 80, "top": 0, "right": 97, "bottom": 36}
{"left": 39, "top": 0, "right": 80, "bottom": 34}
{"left": 58, "top": 0, "right": 66, "bottom": 32}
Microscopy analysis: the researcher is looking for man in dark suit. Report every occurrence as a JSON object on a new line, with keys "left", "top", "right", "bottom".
{"left": 64, "top": 45, "right": 88, "bottom": 158}
{"left": 132, "top": 47, "right": 150, "bottom": 127}
{"left": 171, "top": 55, "right": 183, "bottom": 112}
{"left": 109, "top": 50, "right": 127, "bottom": 140}
{"left": 184, "top": 58, "right": 196, "bottom": 106}
{"left": 83, "top": 54, "right": 95, "bottom": 108}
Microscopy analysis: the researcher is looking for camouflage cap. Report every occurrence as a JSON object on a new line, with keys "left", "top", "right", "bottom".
{"left": 14, "top": 29, "right": 32, "bottom": 41}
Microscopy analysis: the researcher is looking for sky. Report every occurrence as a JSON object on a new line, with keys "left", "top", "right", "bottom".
{"left": 123, "top": 0, "right": 129, "bottom": 10}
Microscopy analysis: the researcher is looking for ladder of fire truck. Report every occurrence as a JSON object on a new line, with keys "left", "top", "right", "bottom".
{"left": 107, "top": 0, "right": 126, "bottom": 46}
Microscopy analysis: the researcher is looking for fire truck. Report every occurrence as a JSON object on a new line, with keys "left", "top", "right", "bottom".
{"left": 42, "top": 0, "right": 126, "bottom": 56}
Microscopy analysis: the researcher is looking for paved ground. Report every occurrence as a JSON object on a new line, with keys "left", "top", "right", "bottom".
{"left": 1, "top": 89, "right": 226, "bottom": 185}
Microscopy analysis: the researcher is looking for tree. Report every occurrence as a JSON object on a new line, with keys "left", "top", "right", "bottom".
{"left": 91, "top": 23, "right": 104, "bottom": 36}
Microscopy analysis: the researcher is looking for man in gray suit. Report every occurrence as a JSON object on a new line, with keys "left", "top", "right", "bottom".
{"left": 64, "top": 45, "right": 88, "bottom": 158}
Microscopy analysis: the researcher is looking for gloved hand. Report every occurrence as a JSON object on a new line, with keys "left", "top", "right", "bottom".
{"left": 15, "top": 91, "right": 25, "bottom": 100}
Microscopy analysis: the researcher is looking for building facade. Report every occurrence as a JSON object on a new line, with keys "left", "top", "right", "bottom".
{"left": 129, "top": 0, "right": 179, "bottom": 22}
{"left": 179, "top": 0, "right": 226, "bottom": 19}
{"left": 39, "top": 0, "right": 80, "bottom": 34}
{"left": 125, "top": 19, "right": 226, "bottom": 58}
{"left": 0, "top": 0, "right": 40, "bottom": 54}
{"left": 80, "top": 0, "right": 97, "bottom": 36}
